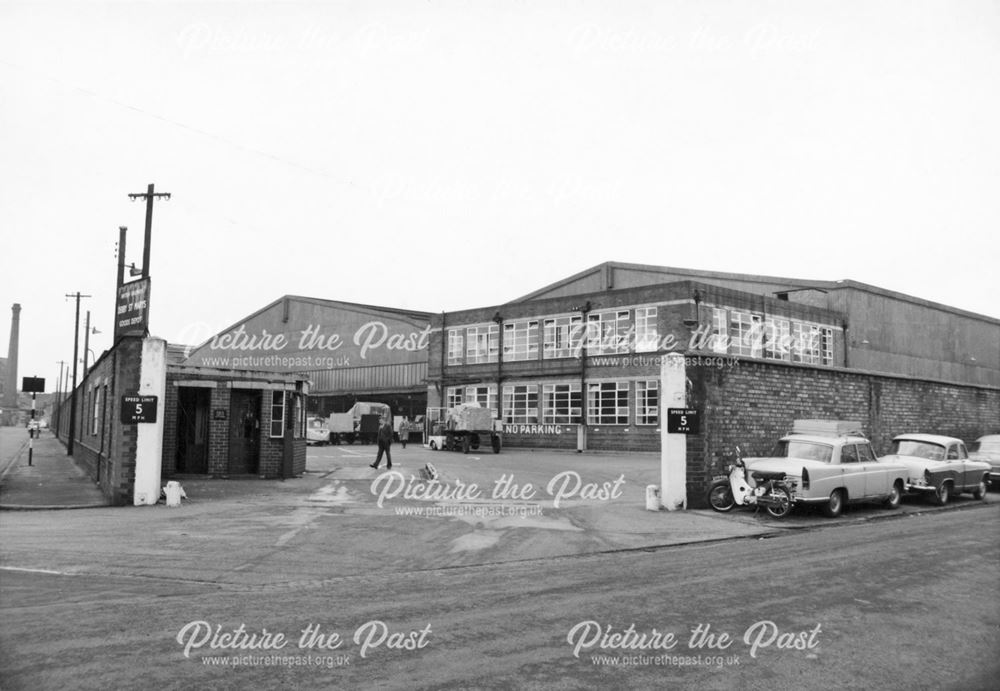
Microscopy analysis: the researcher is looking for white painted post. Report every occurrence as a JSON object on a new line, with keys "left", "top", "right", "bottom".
{"left": 134, "top": 337, "right": 167, "bottom": 506}
{"left": 660, "top": 353, "right": 688, "bottom": 511}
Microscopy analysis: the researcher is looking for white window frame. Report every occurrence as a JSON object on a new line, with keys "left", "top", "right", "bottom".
{"left": 466, "top": 324, "right": 499, "bottom": 364}
{"left": 543, "top": 315, "right": 583, "bottom": 359}
{"left": 635, "top": 380, "right": 658, "bottom": 425}
{"left": 587, "top": 310, "right": 631, "bottom": 355}
{"left": 820, "top": 327, "right": 834, "bottom": 365}
{"left": 634, "top": 306, "right": 658, "bottom": 353}
{"left": 587, "top": 381, "right": 630, "bottom": 425}
{"left": 730, "top": 311, "right": 763, "bottom": 358}
{"left": 465, "top": 385, "right": 497, "bottom": 412}
{"left": 503, "top": 320, "right": 539, "bottom": 362}
{"left": 764, "top": 317, "right": 791, "bottom": 361}
{"left": 269, "top": 390, "right": 285, "bottom": 438}
{"left": 710, "top": 307, "right": 728, "bottom": 354}
{"left": 447, "top": 329, "right": 464, "bottom": 366}
{"left": 541, "top": 383, "right": 581, "bottom": 424}
{"left": 502, "top": 384, "right": 539, "bottom": 424}
{"left": 91, "top": 384, "right": 101, "bottom": 436}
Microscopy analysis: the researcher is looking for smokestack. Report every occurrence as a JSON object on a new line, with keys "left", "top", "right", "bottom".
{"left": 3, "top": 303, "right": 20, "bottom": 407}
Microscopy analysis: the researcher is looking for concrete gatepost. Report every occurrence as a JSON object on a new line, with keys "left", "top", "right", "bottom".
{"left": 660, "top": 353, "right": 688, "bottom": 511}
{"left": 134, "top": 337, "right": 167, "bottom": 506}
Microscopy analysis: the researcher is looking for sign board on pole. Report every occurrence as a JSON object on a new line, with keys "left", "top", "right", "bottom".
{"left": 115, "top": 277, "right": 151, "bottom": 341}
{"left": 121, "top": 394, "right": 158, "bottom": 424}
{"left": 666, "top": 408, "right": 700, "bottom": 434}
{"left": 21, "top": 377, "right": 45, "bottom": 393}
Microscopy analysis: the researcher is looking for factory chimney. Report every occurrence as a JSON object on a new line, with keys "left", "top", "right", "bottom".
{"left": 3, "top": 303, "right": 20, "bottom": 408}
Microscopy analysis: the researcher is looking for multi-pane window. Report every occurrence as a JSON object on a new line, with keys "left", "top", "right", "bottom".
{"left": 465, "top": 385, "right": 497, "bottom": 412}
{"left": 587, "top": 310, "right": 630, "bottom": 355}
{"left": 541, "top": 383, "right": 581, "bottom": 424}
{"left": 447, "top": 329, "right": 464, "bottom": 365}
{"left": 466, "top": 324, "right": 499, "bottom": 364}
{"left": 543, "top": 316, "right": 583, "bottom": 359}
{"left": 792, "top": 323, "right": 821, "bottom": 364}
{"left": 503, "top": 320, "right": 539, "bottom": 361}
{"left": 635, "top": 380, "right": 658, "bottom": 425}
{"left": 764, "top": 317, "right": 791, "bottom": 361}
{"left": 710, "top": 307, "right": 728, "bottom": 354}
{"left": 269, "top": 391, "right": 285, "bottom": 438}
{"left": 502, "top": 384, "right": 539, "bottom": 424}
{"left": 587, "top": 381, "right": 629, "bottom": 425}
{"left": 446, "top": 386, "right": 465, "bottom": 408}
{"left": 634, "top": 307, "right": 658, "bottom": 353}
{"left": 820, "top": 327, "right": 834, "bottom": 365}
{"left": 730, "top": 311, "right": 762, "bottom": 358}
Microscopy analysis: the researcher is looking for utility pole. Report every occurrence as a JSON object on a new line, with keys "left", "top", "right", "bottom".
{"left": 127, "top": 184, "right": 170, "bottom": 279}
{"left": 83, "top": 310, "right": 91, "bottom": 377}
{"left": 116, "top": 226, "right": 127, "bottom": 289}
{"left": 66, "top": 292, "right": 92, "bottom": 456}
{"left": 55, "top": 360, "right": 65, "bottom": 435}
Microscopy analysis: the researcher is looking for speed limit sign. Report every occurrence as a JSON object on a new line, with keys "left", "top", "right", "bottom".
{"left": 121, "top": 395, "right": 158, "bottom": 424}
{"left": 666, "top": 408, "right": 699, "bottom": 434}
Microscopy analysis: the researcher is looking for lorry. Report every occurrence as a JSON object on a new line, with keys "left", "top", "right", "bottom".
{"left": 327, "top": 402, "right": 392, "bottom": 445}
{"left": 424, "top": 403, "right": 502, "bottom": 454}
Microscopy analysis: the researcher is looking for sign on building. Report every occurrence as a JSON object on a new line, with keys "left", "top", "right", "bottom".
{"left": 115, "top": 278, "right": 151, "bottom": 341}
{"left": 666, "top": 408, "right": 699, "bottom": 434}
{"left": 121, "top": 394, "right": 158, "bottom": 424}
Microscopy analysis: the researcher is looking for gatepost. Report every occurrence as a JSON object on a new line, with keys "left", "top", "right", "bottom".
{"left": 133, "top": 338, "right": 167, "bottom": 505}
{"left": 660, "top": 354, "right": 688, "bottom": 511}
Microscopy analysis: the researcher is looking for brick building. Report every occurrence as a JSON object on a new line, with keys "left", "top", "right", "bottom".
{"left": 428, "top": 262, "right": 1000, "bottom": 506}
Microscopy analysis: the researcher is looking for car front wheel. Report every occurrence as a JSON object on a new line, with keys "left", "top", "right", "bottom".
{"left": 973, "top": 479, "right": 987, "bottom": 500}
{"left": 932, "top": 482, "right": 951, "bottom": 506}
{"left": 824, "top": 489, "right": 845, "bottom": 518}
{"left": 883, "top": 481, "right": 902, "bottom": 509}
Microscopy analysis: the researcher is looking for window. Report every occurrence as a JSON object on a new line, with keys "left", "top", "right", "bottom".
{"left": 856, "top": 443, "right": 876, "bottom": 463}
{"left": 543, "top": 316, "right": 583, "bottom": 359}
{"left": 710, "top": 308, "right": 728, "bottom": 354}
{"left": 502, "top": 384, "right": 538, "bottom": 424}
{"left": 792, "top": 323, "right": 821, "bottom": 364}
{"left": 841, "top": 445, "right": 859, "bottom": 463}
{"left": 541, "top": 383, "right": 581, "bottom": 424}
{"left": 634, "top": 307, "right": 658, "bottom": 353}
{"left": 503, "top": 320, "right": 539, "bottom": 361}
{"left": 764, "top": 317, "right": 791, "bottom": 361}
{"left": 635, "top": 380, "right": 658, "bottom": 425}
{"left": 269, "top": 391, "right": 285, "bottom": 438}
{"left": 820, "top": 327, "right": 834, "bottom": 365}
{"left": 730, "top": 311, "right": 762, "bottom": 357}
{"left": 587, "top": 310, "right": 630, "bottom": 355}
{"left": 294, "top": 394, "right": 305, "bottom": 438}
{"left": 587, "top": 381, "right": 629, "bottom": 425}
{"left": 447, "top": 329, "right": 463, "bottom": 366}
{"left": 91, "top": 385, "right": 101, "bottom": 436}
{"left": 446, "top": 386, "right": 464, "bottom": 408}
{"left": 465, "top": 385, "right": 497, "bottom": 412}
{"left": 466, "top": 324, "right": 499, "bottom": 364}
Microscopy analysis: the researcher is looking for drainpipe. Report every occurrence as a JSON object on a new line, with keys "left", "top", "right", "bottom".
{"left": 493, "top": 311, "right": 503, "bottom": 421}
{"left": 577, "top": 301, "right": 592, "bottom": 452}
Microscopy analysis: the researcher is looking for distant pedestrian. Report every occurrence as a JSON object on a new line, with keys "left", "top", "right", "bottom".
{"left": 370, "top": 416, "right": 393, "bottom": 470}
{"left": 398, "top": 418, "right": 409, "bottom": 448}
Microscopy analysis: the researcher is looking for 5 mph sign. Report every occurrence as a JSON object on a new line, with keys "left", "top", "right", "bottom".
{"left": 121, "top": 395, "right": 158, "bottom": 424}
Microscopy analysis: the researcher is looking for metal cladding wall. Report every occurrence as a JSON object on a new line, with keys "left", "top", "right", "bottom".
{"left": 182, "top": 296, "right": 433, "bottom": 398}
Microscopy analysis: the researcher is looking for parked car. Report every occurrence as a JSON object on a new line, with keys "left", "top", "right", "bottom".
{"left": 306, "top": 417, "right": 331, "bottom": 445}
{"left": 877, "top": 434, "right": 990, "bottom": 504}
{"left": 744, "top": 433, "right": 909, "bottom": 518}
{"left": 969, "top": 434, "right": 1000, "bottom": 488}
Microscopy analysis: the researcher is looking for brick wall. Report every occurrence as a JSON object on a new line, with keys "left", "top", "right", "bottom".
{"left": 684, "top": 358, "right": 1000, "bottom": 508}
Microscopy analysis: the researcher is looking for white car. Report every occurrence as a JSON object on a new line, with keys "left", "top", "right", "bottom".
{"left": 306, "top": 417, "right": 331, "bottom": 445}
{"left": 877, "top": 434, "right": 990, "bottom": 505}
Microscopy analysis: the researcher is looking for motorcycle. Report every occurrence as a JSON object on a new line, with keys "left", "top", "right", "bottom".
{"left": 707, "top": 446, "right": 794, "bottom": 518}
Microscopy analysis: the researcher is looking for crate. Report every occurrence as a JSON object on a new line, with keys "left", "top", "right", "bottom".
{"left": 792, "top": 419, "right": 865, "bottom": 437}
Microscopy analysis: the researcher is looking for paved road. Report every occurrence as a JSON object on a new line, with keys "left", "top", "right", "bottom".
{"left": 2, "top": 492, "right": 997, "bottom": 690}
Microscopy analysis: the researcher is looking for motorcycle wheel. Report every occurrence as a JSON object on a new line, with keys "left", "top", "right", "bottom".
{"left": 707, "top": 481, "right": 736, "bottom": 512}
{"left": 763, "top": 485, "right": 793, "bottom": 519}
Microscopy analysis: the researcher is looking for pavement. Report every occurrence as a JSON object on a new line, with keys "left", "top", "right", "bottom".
{"left": 0, "top": 429, "right": 108, "bottom": 510}
{"left": 1, "top": 427, "right": 994, "bottom": 572}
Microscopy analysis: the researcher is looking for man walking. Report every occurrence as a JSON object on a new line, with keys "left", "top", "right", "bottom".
{"left": 370, "top": 416, "right": 393, "bottom": 470}
{"left": 398, "top": 418, "right": 408, "bottom": 449}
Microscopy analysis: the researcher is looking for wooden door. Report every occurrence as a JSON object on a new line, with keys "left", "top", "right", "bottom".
{"left": 177, "top": 387, "right": 210, "bottom": 473}
{"left": 229, "top": 390, "right": 261, "bottom": 474}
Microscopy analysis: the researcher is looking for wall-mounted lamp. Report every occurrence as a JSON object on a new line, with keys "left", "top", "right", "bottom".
{"left": 128, "top": 263, "right": 143, "bottom": 277}
{"left": 682, "top": 289, "right": 702, "bottom": 328}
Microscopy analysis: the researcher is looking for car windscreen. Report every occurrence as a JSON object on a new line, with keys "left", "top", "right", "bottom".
{"left": 889, "top": 439, "right": 945, "bottom": 461}
{"left": 775, "top": 440, "right": 833, "bottom": 463}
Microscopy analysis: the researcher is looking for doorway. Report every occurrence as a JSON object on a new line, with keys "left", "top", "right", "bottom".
{"left": 177, "top": 387, "right": 211, "bottom": 473}
{"left": 229, "top": 390, "right": 261, "bottom": 474}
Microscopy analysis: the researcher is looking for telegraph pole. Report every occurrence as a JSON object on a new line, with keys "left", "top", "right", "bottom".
{"left": 127, "top": 184, "right": 171, "bottom": 278}
{"left": 83, "top": 310, "right": 92, "bottom": 377}
{"left": 66, "top": 292, "right": 92, "bottom": 456}
{"left": 55, "top": 360, "right": 65, "bottom": 434}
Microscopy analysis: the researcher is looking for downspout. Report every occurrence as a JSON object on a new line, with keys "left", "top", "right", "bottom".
{"left": 493, "top": 312, "right": 503, "bottom": 421}
{"left": 578, "top": 301, "right": 592, "bottom": 453}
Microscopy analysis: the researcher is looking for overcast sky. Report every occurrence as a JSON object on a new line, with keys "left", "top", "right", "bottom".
{"left": 1, "top": 0, "right": 998, "bottom": 391}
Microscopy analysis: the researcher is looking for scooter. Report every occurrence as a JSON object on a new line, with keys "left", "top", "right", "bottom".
{"left": 706, "top": 446, "right": 794, "bottom": 518}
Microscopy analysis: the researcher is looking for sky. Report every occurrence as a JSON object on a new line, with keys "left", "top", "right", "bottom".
{"left": 1, "top": 0, "right": 998, "bottom": 392}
